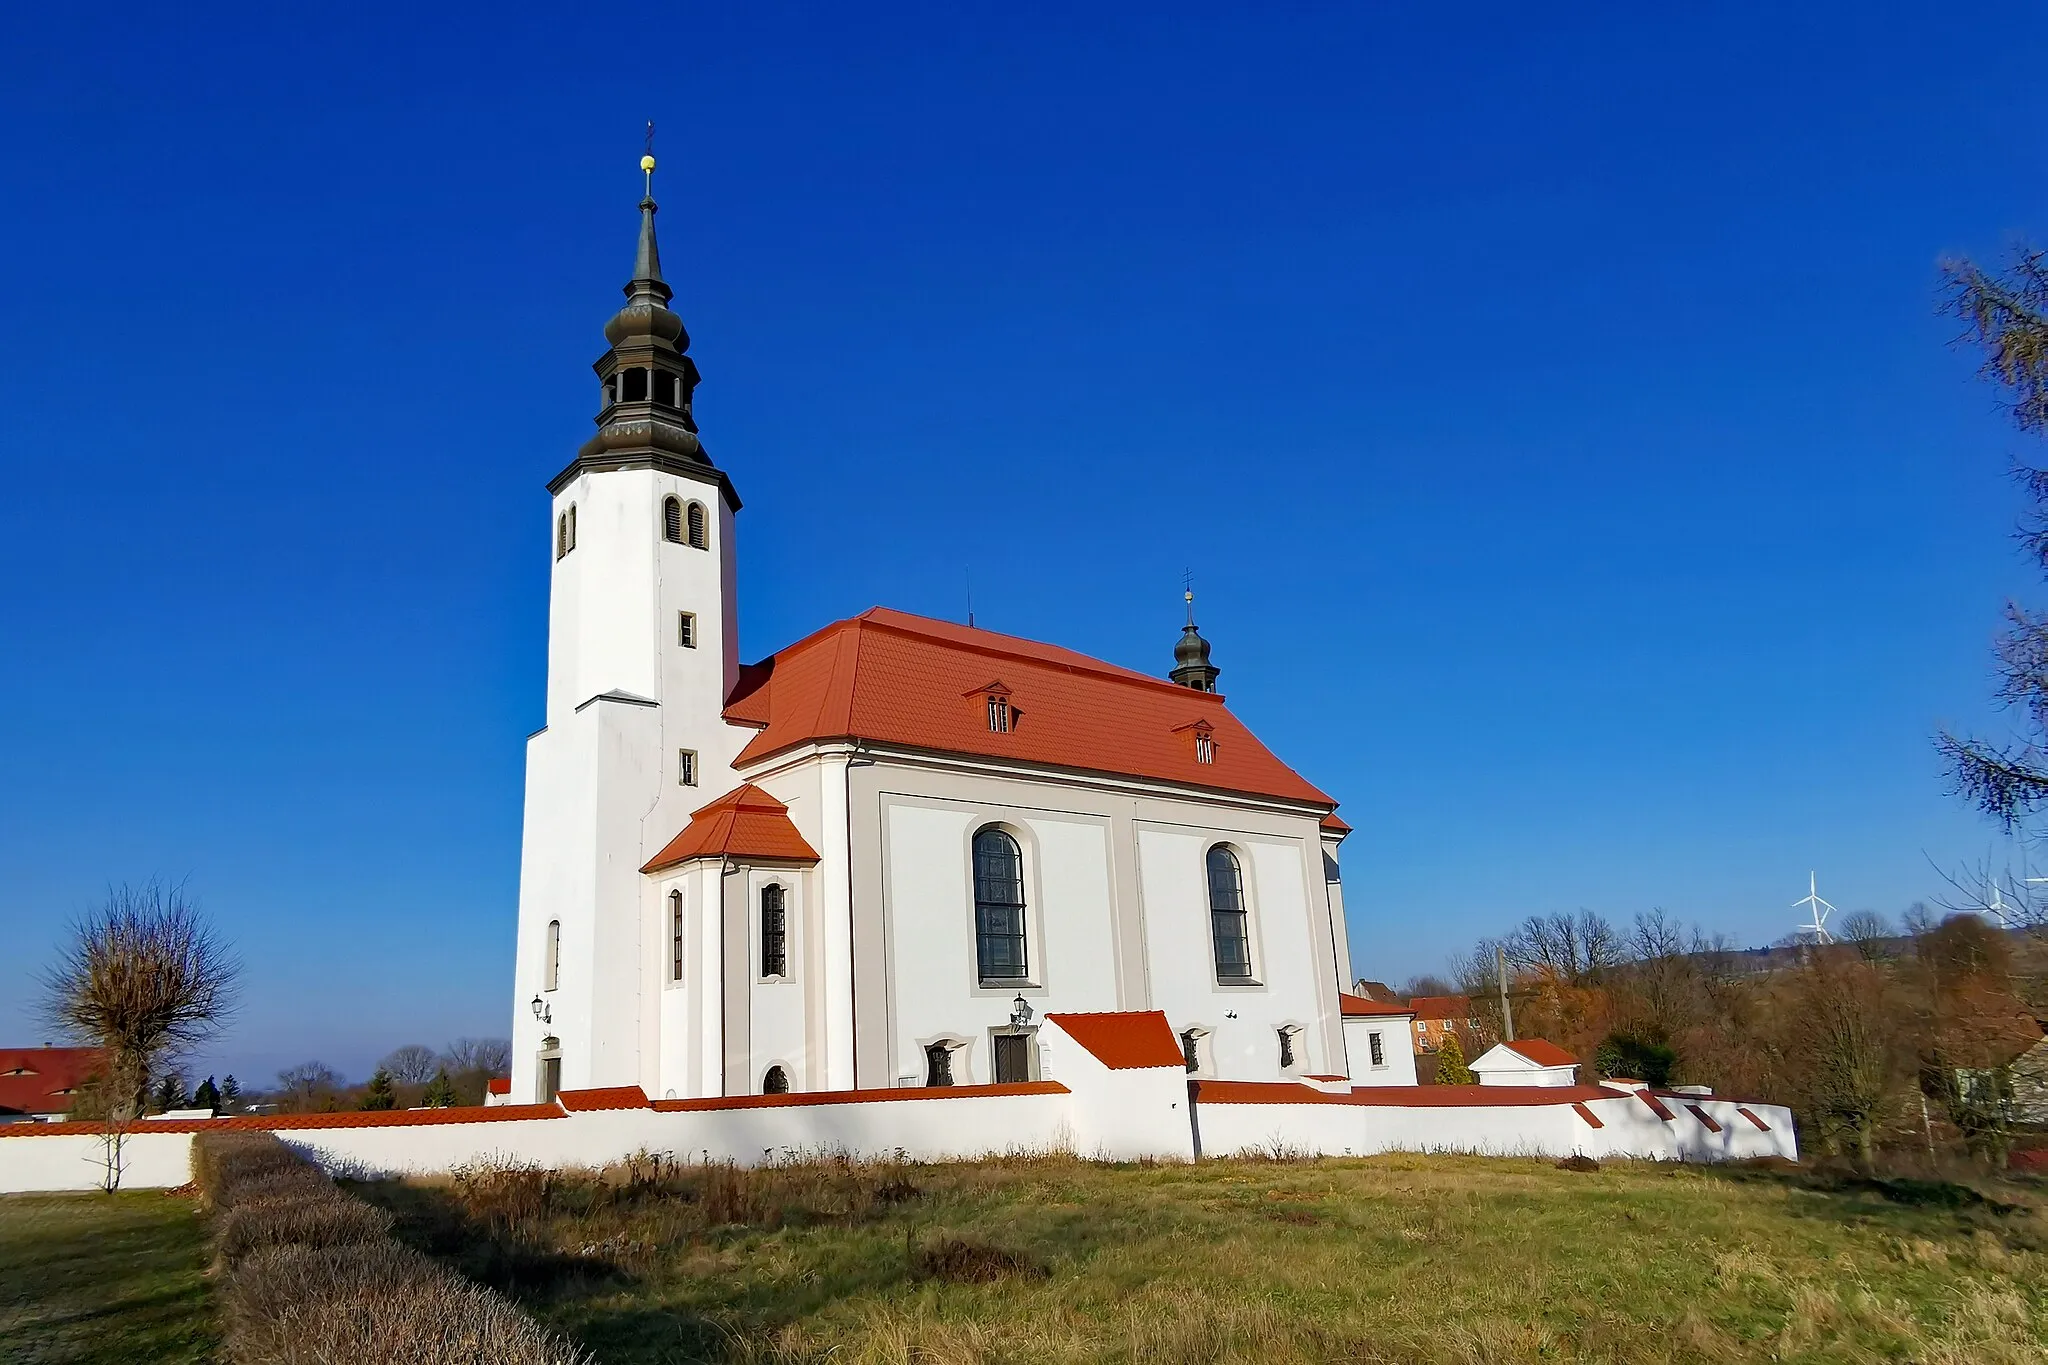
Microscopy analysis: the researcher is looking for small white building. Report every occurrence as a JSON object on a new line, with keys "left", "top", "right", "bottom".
{"left": 1339, "top": 993, "right": 1417, "bottom": 1086}
{"left": 1470, "top": 1039, "right": 1580, "bottom": 1088}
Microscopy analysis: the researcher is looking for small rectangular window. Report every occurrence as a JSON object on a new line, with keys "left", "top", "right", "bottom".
{"left": 1195, "top": 732, "right": 1215, "bottom": 764}
{"left": 678, "top": 611, "right": 697, "bottom": 648}
{"left": 987, "top": 697, "right": 1010, "bottom": 733}
{"left": 1369, "top": 1031, "right": 1385, "bottom": 1067}
{"left": 678, "top": 749, "right": 698, "bottom": 786}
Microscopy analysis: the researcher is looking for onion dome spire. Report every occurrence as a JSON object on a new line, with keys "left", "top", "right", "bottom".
{"left": 1170, "top": 586, "right": 1221, "bottom": 693}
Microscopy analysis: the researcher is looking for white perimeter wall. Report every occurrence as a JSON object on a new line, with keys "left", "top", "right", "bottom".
{"left": 1192, "top": 1092, "right": 1798, "bottom": 1163}
{"left": 0, "top": 1086, "right": 1797, "bottom": 1194}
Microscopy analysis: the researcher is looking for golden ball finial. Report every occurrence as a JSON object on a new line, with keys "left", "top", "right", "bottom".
{"left": 640, "top": 154, "right": 657, "bottom": 173}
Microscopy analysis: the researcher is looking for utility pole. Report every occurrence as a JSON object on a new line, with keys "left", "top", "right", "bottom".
{"left": 1496, "top": 944, "right": 1515, "bottom": 1042}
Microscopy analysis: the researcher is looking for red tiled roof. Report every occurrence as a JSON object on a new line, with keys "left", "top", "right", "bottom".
{"left": 723, "top": 609, "right": 1334, "bottom": 807}
{"left": 1320, "top": 812, "right": 1352, "bottom": 835}
{"left": 1407, "top": 996, "right": 1471, "bottom": 1022}
{"left": 642, "top": 783, "right": 822, "bottom": 873}
{"left": 1339, "top": 993, "right": 1413, "bottom": 1018}
{"left": 486, "top": 1077, "right": 511, "bottom": 1095}
{"left": 1571, "top": 1101, "right": 1604, "bottom": 1128}
{"left": 1499, "top": 1039, "right": 1577, "bottom": 1068}
{"left": 0, "top": 1047, "right": 104, "bottom": 1117}
{"left": 0, "top": 1103, "right": 566, "bottom": 1136}
{"left": 1046, "top": 1011, "right": 1187, "bottom": 1070}
{"left": 557, "top": 1086, "right": 649, "bottom": 1111}
{"left": 1193, "top": 1080, "right": 1621, "bottom": 1108}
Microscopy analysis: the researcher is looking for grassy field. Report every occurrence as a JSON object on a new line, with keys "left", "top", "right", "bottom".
{"left": 357, "top": 1153, "right": 2048, "bottom": 1365}
{"left": 0, "top": 1188, "right": 220, "bottom": 1364}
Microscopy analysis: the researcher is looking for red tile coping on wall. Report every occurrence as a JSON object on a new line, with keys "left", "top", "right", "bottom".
{"left": 486, "top": 1077, "right": 511, "bottom": 1096}
{"left": 650, "top": 1081, "right": 1067, "bottom": 1111}
{"left": 1686, "top": 1104, "right": 1723, "bottom": 1133}
{"left": 1338, "top": 993, "right": 1414, "bottom": 1018}
{"left": 1735, "top": 1106, "right": 1770, "bottom": 1132}
{"left": 0, "top": 1104, "right": 567, "bottom": 1137}
{"left": 1193, "top": 1080, "right": 1622, "bottom": 1108}
{"left": 1044, "top": 1011, "right": 1187, "bottom": 1070}
{"left": 2011, "top": 1149, "right": 2048, "bottom": 1172}
{"left": 1572, "top": 1102, "right": 1605, "bottom": 1129}
{"left": 557, "top": 1086, "right": 652, "bottom": 1112}
{"left": 1635, "top": 1091, "right": 1676, "bottom": 1121}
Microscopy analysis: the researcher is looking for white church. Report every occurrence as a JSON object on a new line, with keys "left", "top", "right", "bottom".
{"left": 509, "top": 160, "right": 1385, "bottom": 1106}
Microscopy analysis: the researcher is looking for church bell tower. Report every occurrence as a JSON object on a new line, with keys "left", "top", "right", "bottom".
{"left": 510, "top": 149, "right": 744, "bottom": 1103}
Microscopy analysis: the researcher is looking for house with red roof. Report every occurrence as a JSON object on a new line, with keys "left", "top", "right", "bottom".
{"left": 1407, "top": 995, "right": 1478, "bottom": 1055}
{"left": 0, "top": 1048, "right": 104, "bottom": 1123}
{"left": 507, "top": 168, "right": 1369, "bottom": 1108}
{"left": 1470, "top": 1039, "right": 1580, "bottom": 1088}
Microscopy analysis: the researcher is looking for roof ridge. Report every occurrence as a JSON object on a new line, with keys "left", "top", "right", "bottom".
{"left": 856, "top": 612, "right": 1222, "bottom": 701}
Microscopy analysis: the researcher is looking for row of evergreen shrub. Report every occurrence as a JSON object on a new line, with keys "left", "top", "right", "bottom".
{"left": 191, "top": 1131, "right": 590, "bottom": 1364}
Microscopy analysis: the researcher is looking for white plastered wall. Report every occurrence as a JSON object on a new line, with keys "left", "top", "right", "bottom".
{"left": 1344, "top": 1016, "right": 1419, "bottom": 1086}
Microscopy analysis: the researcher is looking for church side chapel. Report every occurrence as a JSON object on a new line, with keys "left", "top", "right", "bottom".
{"left": 511, "top": 157, "right": 1361, "bottom": 1105}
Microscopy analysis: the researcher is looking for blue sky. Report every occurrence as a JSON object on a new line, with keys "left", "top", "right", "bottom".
{"left": 2, "top": 5, "right": 2044, "bottom": 1085}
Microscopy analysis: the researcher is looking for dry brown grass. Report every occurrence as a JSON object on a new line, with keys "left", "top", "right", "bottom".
{"left": 354, "top": 1150, "right": 2048, "bottom": 1364}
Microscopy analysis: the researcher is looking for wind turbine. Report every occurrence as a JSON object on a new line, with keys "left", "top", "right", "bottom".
{"left": 1986, "top": 880, "right": 2013, "bottom": 929}
{"left": 1793, "top": 871, "right": 1837, "bottom": 944}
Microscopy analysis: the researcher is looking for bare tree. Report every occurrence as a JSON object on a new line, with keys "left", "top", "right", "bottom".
{"left": 379, "top": 1043, "right": 440, "bottom": 1086}
{"left": 442, "top": 1037, "right": 512, "bottom": 1075}
{"left": 1786, "top": 951, "right": 1912, "bottom": 1173}
{"left": 1838, "top": 910, "right": 1895, "bottom": 960}
{"left": 1505, "top": 911, "right": 1622, "bottom": 986}
{"left": 38, "top": 881, "right": 239, "bottom": 1122}
{"left": 1402, "top": 974, "right": 1456, "bottom": 999}
{"left": 276, "top": 1061, "right": 344, "bottom": 1112}
{"left": 440, "top": 1037, "right": 513, "bottom": 1106}
{"left": 1938, "top": 248, "right": 2048, "bottom": 851}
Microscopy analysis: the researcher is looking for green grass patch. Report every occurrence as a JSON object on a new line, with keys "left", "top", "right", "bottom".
{"left": 0, "top": 1188, "right": 219, "bottom": 1364}
{"left": 354, "top": 1152, "right": 2048, "bottom": 1363}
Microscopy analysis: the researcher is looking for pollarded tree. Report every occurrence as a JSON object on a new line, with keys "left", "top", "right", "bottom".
{"left": 39, "top": 882, "right": 240, "bottom": 1120}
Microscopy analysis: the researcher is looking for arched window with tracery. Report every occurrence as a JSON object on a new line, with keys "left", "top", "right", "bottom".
{"left": 686, "top": 501, "right": 707, "bottom": 549}
{"left": 663, "top": 496, "right": 684, "bottom": 544}
{"left": 972, "top": 827, "right": 1027, "bottom": 982}
{"left": 1207, "top": 845, "right": 1253, "bottom": 982}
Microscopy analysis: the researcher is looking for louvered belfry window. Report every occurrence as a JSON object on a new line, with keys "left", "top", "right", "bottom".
{"left": 686, "top": 501, "right": 707, "bottom": 549}
{"left": 1207, "top": 846, "right": 1253, "bottom": 982}
{"left": 760, "top": 884, "right": 788, "bottom": 977}
{"left": 663, "top": 496, "right": 684, "bottom": 544}
{"left": 972, "top": 827, "right": 1028, "bottom": 981}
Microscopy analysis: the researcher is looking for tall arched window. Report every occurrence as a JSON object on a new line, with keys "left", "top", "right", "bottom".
{"left": 762, "top": 1065, "right": 790, "bottom": 1095}
{"left": 1207, "top": 846, "right": 1253, "bottom": 982}
{"left": 972, "top": 827, "right": 1028, "bottom": 981}
{"left": 760, "top": 884, "right": 787, "bottom": 978}
{"left": 686, "top": 501, "right": 707, "bottom": 549}
{"left": 556, "top": 505, "right": 577, "bottom": 560}
{"left": 544, "top": 919, "right": 562, "bottom": 991}
{"left": 669, "top": 891, "right": 684, "bottom": 983}
{"left": 662, "top": 496, "right": 684, "bottom": 544}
